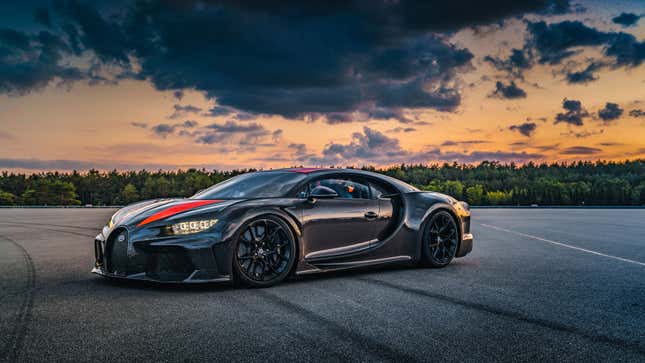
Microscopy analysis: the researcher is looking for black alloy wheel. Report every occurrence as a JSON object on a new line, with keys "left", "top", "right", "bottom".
{"left": 423, "top": 211, "right": 459, "bottom": 268}
{"left": 233, "top": 215, "right": 296, "bottom": 287}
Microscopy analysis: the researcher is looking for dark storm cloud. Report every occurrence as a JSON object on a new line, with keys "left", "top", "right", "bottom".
{"left": 604, "top": 32, "right": 645, "bottom": 67}
{"left": 597, "top": 102, "right": 623, "bottom": 122}
{"left": 54, "top": 0, "right": 130, "bottom": 64}
{"left": 561, "top": 146, "right": 602, "bottom": 155}
{"left": 509, "top": 122, "right": 537, "bottom": 137}
{"left": 490, "top": 81, "right": 527, "bottom": 99}
{"left": 554, "top": 98, "right": 588, "bottom": 126}
{"left": 34, "top": 7, "right": 52, "bottom": 27}
{"left": 612, "top": 12, "right": 641, "bottom": 27}
{"left": 0, "top": 0, "right": 562, "bottom": 119}
{"left": 524, "top": 20, "right": 645, "bottom": 69}
{"left": 0, "top": 28, "right": 86, "bottom": 95}
{"left": 130, "top": 121, "right": 147, "bottom": 128}
{"left": 629, "top": 109, "right": 645, "bottom": 118}
{"left": 526, "top": 21, "right": 612, "bottom": 64}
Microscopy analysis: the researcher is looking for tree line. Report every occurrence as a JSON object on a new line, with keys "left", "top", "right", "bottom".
{"left": 0, "top": 160, "right": 644, "bottom": 206}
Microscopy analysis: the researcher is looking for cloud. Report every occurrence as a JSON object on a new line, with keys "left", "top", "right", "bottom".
{"left": 554, "top": 98, "right": 588, "bottom": 126}
{"left": 526, "top": 20, "right": 613, "bottom": 64}
{"left": 168, "top": 104, "right": 203, "bottom": 119}
{"left": 509, "top": 122, "right": 537, "bottom": 136}
{"left": 565, "top": 61, "right": 603, "bottom": 84}
{"left": 561, "top": 146, "right": 602, "bottom": 155}
{"left": 34, "top": 7, "right": 52, "bottom": 27}
{"left": 150, "top": 120, "right": 199, "bottom": 137}
{"left": 525, "top": 20, "right": 645, "bottom": 68}
{"left": 0, "top": 158, "right": 229, "bottom": 171}
{"left": 484, "top": 48, "right": 533, "bottom": 79}
{"left": 206, "top": 121, "right": 265, "bottom": 133}
{"left": 303, "top": 127, "right": 543, "bottom": 165}
{"left": 173, "top": 90, "right": 184, "bottom": 100}
{"left": 560, "top": 129, "right": 603, "bottom": 138}
{"left": 440, "top": 140, "right": 491, "bottom": 146}
{"left": 150, "top": 123, "right": 176, "bottom": 138}
{"left": 629, "top": 109, "right": 645, "bottom": 117}
{"left": 181, "top": 120, "right": 198, "bottom": 128}
{"left": 490, "top": 81, "right": 527, "bottom": 99}
{"left": 30, "top": 1, "right": 565, "bottom": 121}
{"left": 130, "top": 122, "right": 148, "bottom": 128}
{"left": 604, "top": 32, "right": 645, "bottom": 67}
{"left": 612, "top": 12, "right": 641, "bottom": 27}
{"left": 0, "top": 28, "right": 87, "bottom": 95}
{"left": 198, "top": 121, "right": 270, "bottom": 145}
{"left": 597, "top": 102, "right": 623, "bottom": 122}
{"left": 387, "top": 127, "right": 417, "bottom": 133}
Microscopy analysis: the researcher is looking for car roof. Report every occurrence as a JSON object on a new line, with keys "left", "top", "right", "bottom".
{"left": 259, "top": 168, "right": 418, "bottom": 192}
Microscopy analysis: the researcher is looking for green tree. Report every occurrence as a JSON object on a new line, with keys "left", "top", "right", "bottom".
{"left": 466, "top": 184, "right": 484, "bottom": 205}
{"left": 0, "top": 190, "right": 16, "bottom": 205}
{"left": 119, "top": 183, "right": 140, "bottom": 204}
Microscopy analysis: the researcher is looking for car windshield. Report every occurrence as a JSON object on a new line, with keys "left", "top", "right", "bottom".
{"left": 191, "top": 172, "right": 307, "bottom": 199}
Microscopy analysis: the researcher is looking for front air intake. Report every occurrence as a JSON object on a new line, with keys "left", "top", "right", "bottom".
{"left": 106, "top": 228, "right": 129, "bottom": 275}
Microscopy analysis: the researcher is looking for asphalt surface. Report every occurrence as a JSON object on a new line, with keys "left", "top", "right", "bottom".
{"left": 0, "top": 208, "right": 644, "bottom": 362}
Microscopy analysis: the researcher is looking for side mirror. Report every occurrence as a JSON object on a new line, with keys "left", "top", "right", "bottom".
{"left": 309, "top": 185, "right": 338, "bottom": 201}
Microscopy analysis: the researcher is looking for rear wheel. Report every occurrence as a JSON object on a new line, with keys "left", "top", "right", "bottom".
{"left": 422, "top": 211, "right": 459, "bottom": 268}
{"left": 232, "top": 215, "right": 296, "bottom": 287}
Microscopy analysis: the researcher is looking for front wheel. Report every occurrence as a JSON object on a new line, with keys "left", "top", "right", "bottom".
{"left": 232, "top": 215, "right": 296, "bottom": 287}
{"left": 422, "top": 211, "right": 459, "bottom": 268}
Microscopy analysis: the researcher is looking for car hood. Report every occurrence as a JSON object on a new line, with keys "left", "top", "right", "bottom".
{"left": 109, "top": 198, "right": 240, "bottom": 230}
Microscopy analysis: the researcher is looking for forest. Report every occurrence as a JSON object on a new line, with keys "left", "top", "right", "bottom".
{"left": 0, "top": 160, "right": 644, "bottom": 206}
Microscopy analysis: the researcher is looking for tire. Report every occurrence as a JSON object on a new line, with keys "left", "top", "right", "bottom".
{"left": 422, "top": 210, "right": 459, "bottom": 268}
{"left": 232, "top": 215, "right": 297, "bottom": 287}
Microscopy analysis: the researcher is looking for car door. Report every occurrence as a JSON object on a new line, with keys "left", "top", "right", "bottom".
{"left": 299, "top": 176, "right": 380, "bottom": 258}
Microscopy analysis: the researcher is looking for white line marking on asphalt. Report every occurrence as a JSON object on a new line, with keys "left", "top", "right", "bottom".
{"left": 480, "top": 223, "right": 645, "bottom": 267}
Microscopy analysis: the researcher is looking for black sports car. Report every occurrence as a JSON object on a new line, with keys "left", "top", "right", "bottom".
{"left": 93, "top": 168, "right": 473, "bottom": 287}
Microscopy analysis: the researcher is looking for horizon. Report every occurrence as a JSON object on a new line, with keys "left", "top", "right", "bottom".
{"left": 1, "top": 158, "right": 644, "bottom": 176}
{"left": 1, "top": 1, "right": 645, "bottom": 172}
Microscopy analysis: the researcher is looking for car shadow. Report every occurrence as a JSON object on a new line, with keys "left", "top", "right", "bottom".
{"left": 89, "top": 262, "right": 440, "bottom": 292}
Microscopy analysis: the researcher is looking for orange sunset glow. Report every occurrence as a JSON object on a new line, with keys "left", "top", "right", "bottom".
{"left": 1, "top": 0, "right": 644, "bottom": 172}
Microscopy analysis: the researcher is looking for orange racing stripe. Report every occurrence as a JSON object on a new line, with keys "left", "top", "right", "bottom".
{"left": 137, "top": 200, "right": 222, "bottom": 227}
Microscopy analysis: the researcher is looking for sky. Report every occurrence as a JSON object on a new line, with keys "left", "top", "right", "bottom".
{"left": 1, "top": 0, "right": 644, "bottom": 172}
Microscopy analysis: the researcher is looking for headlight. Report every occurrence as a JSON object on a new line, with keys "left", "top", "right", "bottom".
{"left": 171, "top": 219, "right": 218, "bottom": 235}
{"left": 459, "top": 201, "right": 470, "bottom": 211}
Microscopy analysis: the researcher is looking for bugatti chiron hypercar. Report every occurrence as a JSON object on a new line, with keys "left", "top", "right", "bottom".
{"left": 93, "top": 168, "right": 473, "bottom": 287}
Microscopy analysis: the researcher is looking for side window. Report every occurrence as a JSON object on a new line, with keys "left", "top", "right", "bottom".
{"left": 369, "top": 183, "right": 386, "bottom": 199}
{"left": 368, "top": 180, "right": 396, "bottom": 199}
{"left": 309, "top": 178, "right": 371, "bottom": 199}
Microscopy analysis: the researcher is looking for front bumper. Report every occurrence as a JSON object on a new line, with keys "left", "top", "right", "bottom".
{"left": 93, "top": 227, "right": 232, "bottom": 284}
{"left": 456, "top": 233, "right": 473, "bottom": 257}
{"left": 91, "top": 266, "right": 231, "bottom": 284}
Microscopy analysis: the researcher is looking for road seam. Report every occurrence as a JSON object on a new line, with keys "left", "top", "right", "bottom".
{"left": 0, "top": 234, "right": 36, "bottom": 363}
{"left": 479, "top": 223, "right": 645, "bottom": 267}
